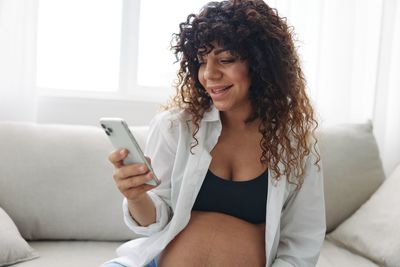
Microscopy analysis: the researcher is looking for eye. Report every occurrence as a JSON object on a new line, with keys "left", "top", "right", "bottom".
{"left": 220, "top": 58, "right": 236, "bottom": 64}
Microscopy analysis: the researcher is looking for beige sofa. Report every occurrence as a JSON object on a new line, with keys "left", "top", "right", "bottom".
{"left": 0, "top": 120, "right": 397, "bottom": 267}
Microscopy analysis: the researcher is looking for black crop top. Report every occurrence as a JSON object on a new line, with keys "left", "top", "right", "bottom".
{"left": 192, "top": 169, "right": 268, "bottom": 224}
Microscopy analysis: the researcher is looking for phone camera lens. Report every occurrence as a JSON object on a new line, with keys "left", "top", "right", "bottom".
{"left": 105, "top": 130, "right": 110, "bottom": 136}
{"left": 101, "top": 124, "right": 106, "bottom": 129}
{"left": 107, "top": 127, "right": 113, "bottom": 133}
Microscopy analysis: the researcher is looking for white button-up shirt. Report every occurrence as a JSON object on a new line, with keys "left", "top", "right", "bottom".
{"left": 109, "top": 106, "right": 326, "bottom": 267}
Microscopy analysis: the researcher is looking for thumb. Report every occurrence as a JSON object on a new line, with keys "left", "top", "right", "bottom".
{"left": 144, "top": 156, "right": 151, "bottom": 165}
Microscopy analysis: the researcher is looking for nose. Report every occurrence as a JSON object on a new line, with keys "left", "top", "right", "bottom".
{"left": 202, "top": 62, "right": 222, "bottom": 81}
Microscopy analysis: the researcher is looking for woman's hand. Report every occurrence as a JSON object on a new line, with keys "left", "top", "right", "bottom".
{"left": 108, "top": 149, "right": 156, "bottom": 202}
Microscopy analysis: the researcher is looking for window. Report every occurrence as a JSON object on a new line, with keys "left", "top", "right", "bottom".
{"left": 36, "top": 0, "right": 122, "bottom": 92}
{"left": 36, "top": 0, "right": 206, "bottom": 101}
{"left": 137, "top": 0, "right": 205, "bottom": 88}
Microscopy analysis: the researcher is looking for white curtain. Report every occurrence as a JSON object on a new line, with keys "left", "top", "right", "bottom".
{"left": 373, "top": 0, "right": 400, "bottom": 176}
{"left": 271, "top": 0, "right": 382, "bottom": 125}
{"left": 0, "top": 0, "right": 38, "bottom": 121}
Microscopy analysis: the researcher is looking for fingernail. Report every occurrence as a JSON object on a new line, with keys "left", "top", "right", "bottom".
{"left": 120, "top": 149, "right": 126, "bottom": 156}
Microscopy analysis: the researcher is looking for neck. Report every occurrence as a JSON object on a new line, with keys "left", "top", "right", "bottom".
{"left": 220, "top": 106, "right": 259, "bottom": 131}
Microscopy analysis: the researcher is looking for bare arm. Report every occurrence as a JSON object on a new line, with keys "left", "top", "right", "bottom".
{"left": 126, "top": 191, "right": 156, "bottom": 226}
{"left": 109, "top": 149, "right": 158, "bottom": 226}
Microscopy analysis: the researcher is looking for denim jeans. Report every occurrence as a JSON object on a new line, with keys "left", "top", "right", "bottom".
{"left": 101, "top": 258, "right": 157, "bottom": 267}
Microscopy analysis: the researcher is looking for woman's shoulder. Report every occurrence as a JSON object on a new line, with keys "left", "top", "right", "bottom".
{"left": 151, "top": 108, "right": 191, "bottom": 128}
{"left": 148, "top": 108, "right": 194, "bottom": 143}
{"left": 145, "top": 109, "right": 189, "bottom": 153}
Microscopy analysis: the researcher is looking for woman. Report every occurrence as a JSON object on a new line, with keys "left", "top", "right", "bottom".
{"left": 103, "top": 0, "right": 325, "bottom": 266}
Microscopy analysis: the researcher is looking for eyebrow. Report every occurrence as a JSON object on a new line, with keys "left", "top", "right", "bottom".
{"left": 213, "top": 47, "right": 229, "bottom": 55}
{"left": 197, "top": 47, "right": 232, "bottom": 59}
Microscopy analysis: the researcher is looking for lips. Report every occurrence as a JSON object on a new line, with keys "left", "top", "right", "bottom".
{"left": 208, "top": 85, "right": 232, "bottom": 94}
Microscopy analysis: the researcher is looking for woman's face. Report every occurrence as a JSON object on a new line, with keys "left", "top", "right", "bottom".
{"left": 197, "top": 44, "right": 251, "bottom": 113}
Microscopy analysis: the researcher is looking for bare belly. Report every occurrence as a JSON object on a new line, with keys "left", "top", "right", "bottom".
{"left": 158, "top": 211, "right": 266, "bottom": 267}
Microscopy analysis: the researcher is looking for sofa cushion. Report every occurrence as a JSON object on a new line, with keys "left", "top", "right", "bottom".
{"left": 327, "top": 164, "right": 400, "bottom": 267}
{"left": 316, "top": 240, "right": 379, "bottom": 267}
{"left": 0, "top": 207, "right": 38, "bottom": 266}
{"left": 0, "top": 122, "right": 148, "bottom": 241}
{"left": 12, "top": 241, "right": 122, "bottom": 267}
{"left": 318, "top": 122, "right": 385, "bottom": 232}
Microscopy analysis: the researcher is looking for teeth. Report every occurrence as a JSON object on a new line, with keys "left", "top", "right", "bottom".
{"left": 212, "top": 86, "right": 230, "bottom": 93}
{"left": 213, "top": 89, "right": 225, "bottom": 93}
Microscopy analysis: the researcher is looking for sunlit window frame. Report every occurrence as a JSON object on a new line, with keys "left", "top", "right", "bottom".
{"left": 37, "top": 0, "right": 171, "bottom": 103}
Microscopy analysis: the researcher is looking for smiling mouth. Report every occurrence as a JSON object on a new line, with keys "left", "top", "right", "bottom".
{"left": 210, "top": 85, "right": 232, "bottom": 94}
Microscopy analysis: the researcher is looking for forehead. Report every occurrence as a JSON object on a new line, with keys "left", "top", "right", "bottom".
{"left": 197, "top": 43, "right": 232, "bottom": 57}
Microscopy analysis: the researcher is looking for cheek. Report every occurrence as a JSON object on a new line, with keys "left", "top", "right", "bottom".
{"left": 236, "top": 71, "right": 251, "bottom": 89}
{"left": 232, "top": 64, "right": 250, "bottom": 86}
{"left": 198, "top": 67, "right": 205, "bottom": 86}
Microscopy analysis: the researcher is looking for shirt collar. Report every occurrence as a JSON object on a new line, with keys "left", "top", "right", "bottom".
{"left": 202, "top": 105, "right": 220, "bottom": 122}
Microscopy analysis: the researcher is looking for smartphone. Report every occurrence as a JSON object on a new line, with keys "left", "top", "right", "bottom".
{"left": 100, "top": 118, "right": 160, "bottom": 186}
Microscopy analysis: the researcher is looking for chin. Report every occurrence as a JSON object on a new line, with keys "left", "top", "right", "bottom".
{"left": 213, "top": 103, "right": 231, "bottom": 112}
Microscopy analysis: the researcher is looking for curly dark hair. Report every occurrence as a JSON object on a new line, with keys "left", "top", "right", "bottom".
{"left": 166, "top": 0, "right": 319, "bottom": 188}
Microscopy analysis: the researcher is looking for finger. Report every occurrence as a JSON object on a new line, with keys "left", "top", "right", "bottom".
{"left": 120, "top": 172, "right": 154, "bottom": 189}
{"left": 125, "top": 183, "right": 157, "bottom": 200}
{"left": 144, "top": 156, "right": 151, "bottom": 165}
{"left": 108, "top": 149, "right": 128, "bottom": 167}
{"left": 113, "top": 163, "right": 149, "bottom": 182}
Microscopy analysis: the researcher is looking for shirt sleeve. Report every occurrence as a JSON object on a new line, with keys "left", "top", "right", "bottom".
{"left": 272, "top": 149, "right": 326, "bottom": 267}
{"left": 122, "top": 112, "right": 176, "bottom": 236}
